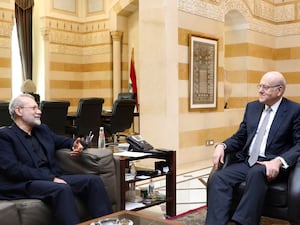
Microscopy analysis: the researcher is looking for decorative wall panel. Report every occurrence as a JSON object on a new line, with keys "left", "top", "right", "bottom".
{"left": 53, "top": 0, "right": 77, "bottom": 14}
{"left": 178, "top": 0, "right": 300, "bottom": 36}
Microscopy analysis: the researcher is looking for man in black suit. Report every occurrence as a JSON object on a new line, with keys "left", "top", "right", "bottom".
{"left": 205, "top": 71, "right": 300, "bottom": 225}
{"left": 0, "top": 94, "right": 112, "bottom": 225}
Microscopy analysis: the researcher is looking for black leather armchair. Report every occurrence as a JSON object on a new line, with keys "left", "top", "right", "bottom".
{"left": 40, "top": 100, "right": 70, "bottom": 135}
{"left": 0, "top": 101, "right": 13, "bottom": 127}
{"left": 207, "top": 152, "right": 300, "bottom": 225}
{"left": 102, "top": 99, "right": 136, "bottom": 144}
{"left": 66, "top": 98, "right": 104, "bottom": 147}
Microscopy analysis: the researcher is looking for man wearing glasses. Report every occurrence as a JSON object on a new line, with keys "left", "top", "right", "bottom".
{"left": 0, "top": 94, "right": 112, "bottom": 225}
{"left": 205, "top": 71, "right": 300, "bottom": 225}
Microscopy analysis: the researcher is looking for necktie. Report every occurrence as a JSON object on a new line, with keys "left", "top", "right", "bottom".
{"left": 248, "top": 107, "right": 272, "bottom": 166}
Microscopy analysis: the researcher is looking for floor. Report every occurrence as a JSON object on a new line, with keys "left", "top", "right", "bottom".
{"left": 137, "top": 166, "right": 212, "bottom": 218}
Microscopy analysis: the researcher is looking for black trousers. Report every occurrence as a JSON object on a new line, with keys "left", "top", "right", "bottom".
{"left": 27, "top": 174, "right": 113, "bottom": 225}
{"left": 205, "top": 161, "right": 268, "bottom": 225}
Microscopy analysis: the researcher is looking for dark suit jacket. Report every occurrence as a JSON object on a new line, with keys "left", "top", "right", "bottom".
{"left": 224, "top": 97, "right": 300, "bottom": 167}
{"left": 0, "top": 124, "right": 73, "bottom": 199}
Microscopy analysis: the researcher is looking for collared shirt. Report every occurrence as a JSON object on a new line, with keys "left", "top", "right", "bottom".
{"left": 24, "top": 131, "right": 49, "bottom": 168}
{"left": 249, "top": 99, "right": 281, "bottom": 158}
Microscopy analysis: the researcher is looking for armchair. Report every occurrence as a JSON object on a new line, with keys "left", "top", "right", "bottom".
{"left": 0, "top": 101, "right": 13, "bottom": 127}
{"left": 40, "top": 100, "right": 70, "bottom": 135}
{"left": 207, "top": 152, "right": 300, "bottom": 225}
{"left": 102, "top": 99, "right": 136, "bottom": 144}
{"left": 0, "top": 148, "right": 120, "bottom": 225}
{"left": 66, "top": 98, "right": 104, "bottom": 147}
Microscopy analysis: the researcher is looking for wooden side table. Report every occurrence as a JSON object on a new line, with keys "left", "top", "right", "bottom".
{"left": 116, "top": 150, "right": 176, "bottom": 217}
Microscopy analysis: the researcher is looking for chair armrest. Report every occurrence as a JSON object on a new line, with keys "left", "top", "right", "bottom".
{"left": 219, "top": 151, "right": 238, "bottom": 169}
{"left": 55, "top": 148, "right": 120, "bottom": 212}
{"left": 288, "top": 156, "right": 300, "bottom": 221}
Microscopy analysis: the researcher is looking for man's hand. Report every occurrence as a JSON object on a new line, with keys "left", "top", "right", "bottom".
{"left": 53, "top": 177, "right": 67, "bottom": 184}
{"left": 70, "top": 137, "right": 84, "bottom": 157}
{"left": 212, "top": 144, "right": 225, "bottom": 170}
{"left": 257, "top": 157, "right": 282, "bottom": 181}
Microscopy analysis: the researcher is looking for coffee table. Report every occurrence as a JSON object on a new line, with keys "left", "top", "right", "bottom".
{"left": 78, "top": 210, "right": 184, "bottom": 225}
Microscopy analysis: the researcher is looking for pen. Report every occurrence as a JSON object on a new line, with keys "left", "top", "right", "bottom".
{"left": 85, "top": 131, "right": 93, "bottom": 143}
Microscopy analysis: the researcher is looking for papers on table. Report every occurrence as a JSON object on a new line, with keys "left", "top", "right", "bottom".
{"left": 118, "top": 143, "right": 130, "bottom": 151}
{"left": 113, "top": 151, "right": 151, "bottom": 158}
{"left": 125, "top": 201, "right": 146, "bottom": 210}
{"left": 125, "top": 173, "right": 151, "bottom": 181}
{"left": 136, "top": 175, "right": 151, "bottom": 179}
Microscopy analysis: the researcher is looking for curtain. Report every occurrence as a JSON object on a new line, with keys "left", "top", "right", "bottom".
{"left": 15, "top": 0, "right": 34, "bottom": 80}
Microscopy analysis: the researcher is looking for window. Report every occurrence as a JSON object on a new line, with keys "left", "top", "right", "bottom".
{"left": 11, "top": 20, "right": 23, "bottom": 98}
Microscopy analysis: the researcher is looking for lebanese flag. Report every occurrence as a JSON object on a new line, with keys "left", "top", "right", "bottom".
{"left": 129, "top": 48, "right": 138, "bottom": 110}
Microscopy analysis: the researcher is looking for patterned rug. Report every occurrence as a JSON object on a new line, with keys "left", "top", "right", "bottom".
{"left": 168, "top": 206, "right": 289, "bottom": 225}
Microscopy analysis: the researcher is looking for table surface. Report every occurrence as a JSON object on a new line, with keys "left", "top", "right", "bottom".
{"left": 67, "top": 111, "right": 139, "bottom": 118}
{"left": 77, "top": 210, "right": 183, "bottom": 225}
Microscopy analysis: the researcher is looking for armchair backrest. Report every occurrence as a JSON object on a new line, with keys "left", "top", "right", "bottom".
{"left": 109, "top": 99, "right": 136, "bottom": 134}
{"left": 40, "top": 100, "right": 70, "bottom": 135}
{"left": 0, "top": 101, "right": 13, "bottom": 127}
{"left": 75, "top": 97, "right": 104, "bottom": 141}
{"left": 117, "top": 92, "right": 136, "bottom": 100}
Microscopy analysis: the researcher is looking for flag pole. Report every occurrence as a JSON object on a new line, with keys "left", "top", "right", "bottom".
{"left": 131, "top": 48, "right": 134, "bottom": 63}
{"left": 129, "top": 47, "right": 138, "bottom": 111}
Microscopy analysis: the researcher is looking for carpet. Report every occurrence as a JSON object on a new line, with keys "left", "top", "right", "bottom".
{"left": 168, "top": 206, "right": 289, "bottom": 225}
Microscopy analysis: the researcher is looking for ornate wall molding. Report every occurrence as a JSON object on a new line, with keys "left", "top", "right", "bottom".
{"left": 113, "top": 0, "right": 138, "bottom": 16}
{"left": 178, "top": 0, "right": 224, "bottom": 22}
{"left": 40, "top": 17, "right": 111, "bottom": 55}
{"left": 178, "top": 0, "right": 300, "bottom": 36}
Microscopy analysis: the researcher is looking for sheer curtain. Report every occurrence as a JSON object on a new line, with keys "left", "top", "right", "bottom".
{"left": 11, "top": 20, "right": 22, "bottom": 98}
{"left": 15, "top": 0, "right": 34, "bottom": 80}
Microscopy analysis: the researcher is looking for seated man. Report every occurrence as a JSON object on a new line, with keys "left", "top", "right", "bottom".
{"left": 0, "top": 94, "right": 113, "bottom": 225}
{"left": 205, "top": 71, "right": 300, "bottom": 225}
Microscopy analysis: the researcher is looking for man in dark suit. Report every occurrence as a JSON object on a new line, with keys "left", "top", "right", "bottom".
{"left": 0, "top": 94, "right": 113, "bottom": 225}
{"left": 205, "top": 71, "right": 300, "bottom": 225}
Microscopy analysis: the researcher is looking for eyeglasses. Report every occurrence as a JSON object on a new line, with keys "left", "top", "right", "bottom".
{"left": 257, "top": 84, "right": 281, "bottom": 91}
{"left": 20, "top": 106, "right": 40, "bottom": 111}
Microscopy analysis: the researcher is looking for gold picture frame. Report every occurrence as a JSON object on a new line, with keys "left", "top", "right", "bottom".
{"left": 189, "top": 35, "right": 218, "bottom": 109}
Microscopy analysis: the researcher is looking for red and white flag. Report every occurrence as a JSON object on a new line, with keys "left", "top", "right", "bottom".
{"left": 129, "top": 48, "right": 138, "bottom": 110}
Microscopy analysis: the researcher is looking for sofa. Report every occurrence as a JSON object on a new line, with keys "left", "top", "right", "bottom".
{"left": 0, "top": 148, "right": 120, "bottom": 225}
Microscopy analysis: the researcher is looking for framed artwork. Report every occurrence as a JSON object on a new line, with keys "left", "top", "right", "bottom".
{"left": 189, "top": 35, "right": 218, "bottom": 109}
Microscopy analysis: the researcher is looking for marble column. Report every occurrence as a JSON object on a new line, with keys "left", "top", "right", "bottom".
{"left": 110, "top": 31, "right": 123, "bottom": 101}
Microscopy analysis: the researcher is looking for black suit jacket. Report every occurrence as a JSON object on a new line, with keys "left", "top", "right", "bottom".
{"left": 224, "top": 97, "right": 300, "bottom": 167}
{"left": 0, "top": 124, "right": 73, "bottom": 199}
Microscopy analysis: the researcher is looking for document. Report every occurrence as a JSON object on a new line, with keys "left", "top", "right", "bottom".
{"left": 125, "top": 202, "right": 146, "bottom": 210}
{"left": 113, "top": 151, "right": 151, "bottom": 158}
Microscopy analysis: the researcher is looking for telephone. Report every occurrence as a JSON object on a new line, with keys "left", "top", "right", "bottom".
{"left": 126, "top": 135, "right": 154, "bottom": 152}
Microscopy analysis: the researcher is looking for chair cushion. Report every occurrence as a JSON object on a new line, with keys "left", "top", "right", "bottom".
{"left": 55, "top": 148, "right": 118, "bottom": 211}
{"left": 0, "top": 201, "right": 20, "bottom": 225}
{"left": 11, "top": 199, "right": 53, "bottom": 225}
{"left": 236, "top": 181, "right": 288, "bottom": 207}
{"left": 265, "top": 182, "right": 288, "bottom": 207}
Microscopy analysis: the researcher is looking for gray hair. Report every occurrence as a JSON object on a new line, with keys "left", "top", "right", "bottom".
{"left": 9, "top": 94, "right": 35, "bottom": 120}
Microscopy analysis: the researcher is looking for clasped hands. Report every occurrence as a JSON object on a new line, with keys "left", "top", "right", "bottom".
{"left": 213, "top": 144, "right": 282, "bottom": 181}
